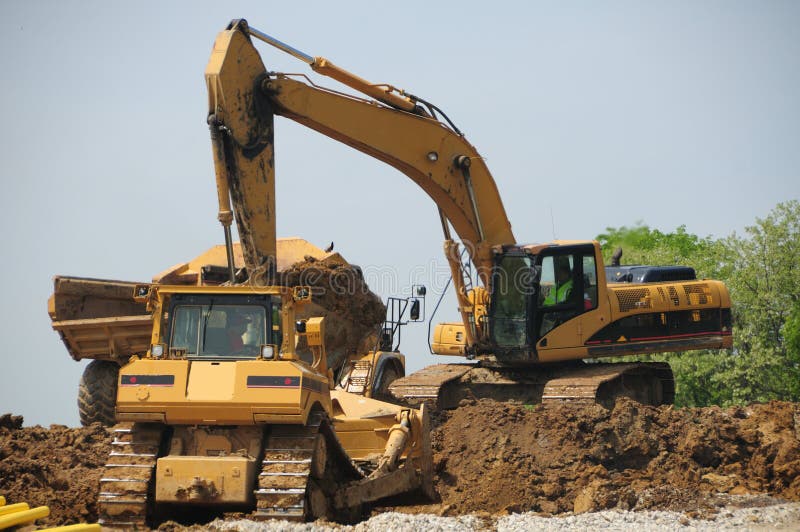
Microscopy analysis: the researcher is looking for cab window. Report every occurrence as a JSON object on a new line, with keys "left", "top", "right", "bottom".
{"left": 170, "top": 304, "right": 267, "bottom": 358}
{"left": 583, "top": 255, "right": 598, "bottom": 310}
{"left": 537, "top": 250, "right": 597, "bottom": 337}
{"left": 491, "top": 254, "right": 534, "bottom": 347}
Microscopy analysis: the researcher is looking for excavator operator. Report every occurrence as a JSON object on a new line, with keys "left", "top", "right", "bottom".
{"left": 544, "top": 259, "right": 573, "bottom": 306}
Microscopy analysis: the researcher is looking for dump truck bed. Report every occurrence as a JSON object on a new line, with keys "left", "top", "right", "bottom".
{"left": 48, "top": 276, "right": 151, "bottom": 362}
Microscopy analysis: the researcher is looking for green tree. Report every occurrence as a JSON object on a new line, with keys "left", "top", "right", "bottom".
{"left": 720, "top": 200, "right": 800, "bottom": 403}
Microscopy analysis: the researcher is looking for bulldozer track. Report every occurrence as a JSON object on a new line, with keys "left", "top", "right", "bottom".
{"left": 97, "top": 423, "right": 165, "bottom": 529}
{"left": 96, "top": 415, "right": 366, "bottom": 526}
{"left": 254, "top": 410, "right": 364, "bottom": 521}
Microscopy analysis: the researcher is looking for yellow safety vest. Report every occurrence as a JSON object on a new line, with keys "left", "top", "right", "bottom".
{"left": 543, "top": 279, "right": 573, "bottom": 306}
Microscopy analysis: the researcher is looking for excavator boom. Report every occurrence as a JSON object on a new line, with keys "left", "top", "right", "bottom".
{"left": 205, "top": 20, "right": 515, "bottom": 287}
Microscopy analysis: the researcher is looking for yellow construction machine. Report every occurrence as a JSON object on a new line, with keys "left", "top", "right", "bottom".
{"left": 202, "top": 19, "right": 732, "bottom": 410}
{"left": 97, "top": 283, "right": 432, "bottom": 527}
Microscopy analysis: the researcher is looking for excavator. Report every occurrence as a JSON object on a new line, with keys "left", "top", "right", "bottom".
{"left": 202, "top": 19, "right": 732, "bottom": 410}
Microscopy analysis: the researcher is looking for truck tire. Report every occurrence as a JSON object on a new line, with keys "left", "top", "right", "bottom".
{"left": 373, "top": 363, "right": 402, "bottom": 402}
{"left": 78, "top": 360, "right": 119, "bottom": 427}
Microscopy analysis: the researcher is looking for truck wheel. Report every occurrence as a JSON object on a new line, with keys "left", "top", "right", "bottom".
{"left": 373, "top": 363, "right": 402, "bottom": 402}
{"left": 78, "top": 360, "right": 119, "bottom": 427}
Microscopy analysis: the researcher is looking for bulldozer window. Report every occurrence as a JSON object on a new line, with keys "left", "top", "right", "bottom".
{"left": 171, "top": 306, "right": 202, "bottom": 354}
{"left": 271, "top": 296, "right": 283, "bottom": 353}
{"left": 170, "top": 304, "right": 268, "bottom": 359}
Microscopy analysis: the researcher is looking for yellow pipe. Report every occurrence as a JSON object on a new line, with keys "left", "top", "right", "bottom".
{"left": 0, "top": 505, "right": 49, "bottom": 529}
{"left": 40, "top": 523, "right": 101, "bottom": 532}
{"left": 0, "top": 503, "right": 29, "bottom": 516}
{"left": 0, "top": 496, "right": 4, "bottom": 506}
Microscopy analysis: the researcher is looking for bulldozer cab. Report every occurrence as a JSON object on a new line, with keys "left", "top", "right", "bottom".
{"left": 166, "top": 293, "right": 281, "bottom": 360}
{"left": 489, "top": 243, "right": 599, "bottom": 357}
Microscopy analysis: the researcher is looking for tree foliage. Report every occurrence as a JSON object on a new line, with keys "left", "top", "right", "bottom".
{"left": 596, "top": 200, "right": 800, "bottom": 406}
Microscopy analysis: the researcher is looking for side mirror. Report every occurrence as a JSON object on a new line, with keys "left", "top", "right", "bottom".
{"left": 410, "top": 299, "right": 421, "bottom": 321}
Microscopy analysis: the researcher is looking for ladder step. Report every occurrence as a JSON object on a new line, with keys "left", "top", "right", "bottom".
{"left": 98, "top": 497, "right": 146, "bottom": 504}
{"left": 255, "top": 488, "right": 305, "bottom": 495}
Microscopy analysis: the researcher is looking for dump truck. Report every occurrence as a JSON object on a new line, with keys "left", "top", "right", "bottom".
{"left": 97, "top": 282, "right": 432, "bottom": 526}
{"left": 201, "top": 19, "right": 732, "bottom": 410}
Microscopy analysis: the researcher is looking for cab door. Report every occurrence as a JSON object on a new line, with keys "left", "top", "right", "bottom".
{"left": 533, "top": 244, "right": 603, "bottom": 361}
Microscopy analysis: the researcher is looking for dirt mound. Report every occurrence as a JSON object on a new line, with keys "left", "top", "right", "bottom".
{"left": 424, "top": 398, "right": 800, "bottom": 516}
{"left": 0, "top": 414, "right": 23, "bottom": 430}
{"left": 279, "top": 254, "right": 386, "bottom": 370}
{"left": 0, "top": 416, "right": 112, "bottom": 526}
{"left": 3, "top": 400, "right": 799, "bottom": 526}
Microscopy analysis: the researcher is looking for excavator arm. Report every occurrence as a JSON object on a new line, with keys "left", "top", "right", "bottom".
{"left": 205, "top": 20, "right": 515, "bottom": 290}
{"left": 206, "top": 22, "right": 277, "bottom": 284}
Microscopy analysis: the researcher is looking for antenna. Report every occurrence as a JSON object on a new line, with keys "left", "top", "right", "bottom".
{"left": 550, "top": 205, "right": 556, "bottom": 240}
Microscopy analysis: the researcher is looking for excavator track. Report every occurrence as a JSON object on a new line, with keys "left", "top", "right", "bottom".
{"left": 254, "top": 411, "right": 364, "bottom": 521}
{"left": 98, "top": 423, "right": 165, "bottom": 529}
{"left": 542, "top": 362, "right": 674, "bottom": 409}
{"left": 390, "top": 362, "right": 674, "bottom": 410}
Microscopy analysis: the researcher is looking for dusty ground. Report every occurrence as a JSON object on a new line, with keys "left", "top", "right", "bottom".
{"left": 391, "top": 398, "right": 800, "bottom": 518}
{"left": 0, "top": 413, "right": 112, "bottom": 527}
{"left": 2, "top": 399, "right": 799, "bottom": 527}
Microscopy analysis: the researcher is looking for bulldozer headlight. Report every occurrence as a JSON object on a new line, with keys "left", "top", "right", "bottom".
{"left": 261, "top": 345, "right": 275, "bottom": 359}
{"left": 151, "top": 344, "right": 165, "bottom": 358}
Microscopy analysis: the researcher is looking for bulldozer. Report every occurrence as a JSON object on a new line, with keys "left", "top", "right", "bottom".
{"left": 198, "top": 19, "right": 732, "bottom": 410}
{"left": 97, "top": 282, "right": 432, "bottom": 526}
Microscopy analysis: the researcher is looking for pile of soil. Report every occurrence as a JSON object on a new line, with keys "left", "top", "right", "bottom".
{"left": 0, "top": 416, "right": 112, "bottom": 527}
{"left": 279, "top": 254, "right": 386, "bottom": 370}
{"left": 3, "top": 399, "right": 798, "bottom": 527}
{"left": 420, "top": 398, "right": 800, "bottom": 517}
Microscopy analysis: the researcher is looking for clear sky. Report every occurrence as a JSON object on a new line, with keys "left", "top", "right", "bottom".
{"left": 1, "top": 1, "right": 798, "bottom": 426}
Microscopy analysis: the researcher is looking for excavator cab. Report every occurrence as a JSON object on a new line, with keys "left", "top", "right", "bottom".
{"left": 489, "top": 242, "right": 600, "bottom": 360}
